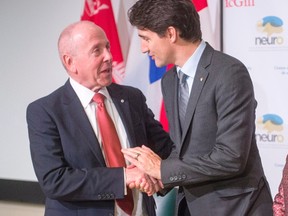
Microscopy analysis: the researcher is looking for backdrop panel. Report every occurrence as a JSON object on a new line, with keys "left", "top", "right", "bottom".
{"left": 222, "top": 0, "right": 288, "bottom": 197}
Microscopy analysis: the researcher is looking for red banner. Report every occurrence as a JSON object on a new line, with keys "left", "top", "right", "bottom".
{"left": 192, "top": 0, "right": 208, "bottom": 12}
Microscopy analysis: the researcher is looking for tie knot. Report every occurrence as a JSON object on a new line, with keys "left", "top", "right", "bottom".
{"left": 179, "top": 71, "right": 188, "bottom": 84}
{"left": 93, "top": 93, "right": 105, "bottom": 104}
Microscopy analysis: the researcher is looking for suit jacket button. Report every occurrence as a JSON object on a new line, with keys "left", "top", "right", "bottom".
{"left": 170, "top": 176, "right": 174, "bottom": 181}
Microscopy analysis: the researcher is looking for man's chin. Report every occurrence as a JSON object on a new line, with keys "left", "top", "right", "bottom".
{"left": 100, "top": 73, "right": 113, "bottom": 85}
{"left": 155, "top": 62, "right": 167, "bottom": 68}
{"left": 105, "top": 78, "right": 113, "bottom": 86}
{"left": 154, "top": 61, "right": 163, "bottom": 68}
{"left": 154, "top": 59, "right": 166, "bottom": 68}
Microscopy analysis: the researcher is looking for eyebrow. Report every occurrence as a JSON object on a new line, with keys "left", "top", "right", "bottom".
{"left": 138, "top": 34, "right": 149, "bottom": 40}
{"left": 89, "top": 41, "right": 110, "bottom": 53}
{"left": 89, "top": 44, "right": 100, "bottom": 52}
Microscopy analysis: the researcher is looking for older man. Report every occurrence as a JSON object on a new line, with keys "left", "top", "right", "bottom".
{"left": 26, "top": 21, "right": 172, "bottom": 216}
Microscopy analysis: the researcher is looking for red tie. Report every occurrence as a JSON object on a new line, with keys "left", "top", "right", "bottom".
{"left": 93, "top": 93, "right": 134, "bottom": 215}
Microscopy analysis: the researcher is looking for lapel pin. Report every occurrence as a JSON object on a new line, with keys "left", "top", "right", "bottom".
{"left": 121, "top": 99, "right": 124, "bottom": 103}
{"left": 200, "top": 77, "right": 203, "bottom": 82}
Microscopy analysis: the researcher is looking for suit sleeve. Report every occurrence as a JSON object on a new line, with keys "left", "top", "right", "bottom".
{"left": 26, "top": 100, "right": 125, "bottom": 201}
{"left": 142, "top": 95, "right": 173, "bottom": 159}
{"left": 128, "top": 88, "right": 173, "bottom": 159}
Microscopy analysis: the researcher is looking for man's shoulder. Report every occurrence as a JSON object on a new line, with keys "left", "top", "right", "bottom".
{"left": 108, "top": 82, "right": 143, "bottom": 96}
{"left": 27, "top": 83, "right": 68, "bottom": 109}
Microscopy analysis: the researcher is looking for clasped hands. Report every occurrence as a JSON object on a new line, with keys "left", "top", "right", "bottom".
{"left": 123, "top": 145, "right": 163, "bottom": 196}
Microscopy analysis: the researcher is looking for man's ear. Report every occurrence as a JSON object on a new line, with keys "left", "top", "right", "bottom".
{"left": 166, "top": 26, "right": 178, "bottom": 43}
{"left": 62, "top": 54, "right": 77, "bottom": 74}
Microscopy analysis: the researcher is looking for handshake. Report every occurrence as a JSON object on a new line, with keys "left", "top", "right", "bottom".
{"left": 122, "top": 145, "right": 163, "bottom": 196}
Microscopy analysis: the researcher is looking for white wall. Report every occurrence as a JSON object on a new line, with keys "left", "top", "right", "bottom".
{"left": 0, "top": 0, "right": 83, "bottom": 181}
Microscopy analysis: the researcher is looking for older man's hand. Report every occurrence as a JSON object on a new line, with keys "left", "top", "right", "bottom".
{"left": 125, "top": 165, "right": 162, "bottom": 196}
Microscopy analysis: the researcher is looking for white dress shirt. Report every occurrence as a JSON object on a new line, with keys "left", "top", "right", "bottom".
{"left": 176, "top": 40, "right": 206, "bottom": 95}
{"left": 69, "top": 78, "right": 147, "bottom": 216}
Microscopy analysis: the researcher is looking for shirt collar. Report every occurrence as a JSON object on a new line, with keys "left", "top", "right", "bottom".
{"left": 69, "top": 77, "right": 111, "bottom": 108}
{"left": 177, "top": 40, "right": 206, "bottom": 78}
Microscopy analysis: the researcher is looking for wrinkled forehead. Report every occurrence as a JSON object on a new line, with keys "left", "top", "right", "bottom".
{"left": 72, "top": 25, "right": 109, "bottom": 48}
{"left": 74, "top": 23, "right": 107, "bottom": 40}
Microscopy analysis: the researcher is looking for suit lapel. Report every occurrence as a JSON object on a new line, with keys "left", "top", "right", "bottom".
{"left": 164, "top": 68, "right": 182, "bottom": 147}
{"left": 173, "top": 71, "right": 183, "bottom": 146}
{"left": 181, "top": 43, "right": 213, "bottom": 143}
{"left": 63, "top": 81, "right": 106, "bottom": 165}
{"left": 107, "top": 84, "right": 137, "bottom": 148}
{"left": 181, "top": 68, "right": 209, "bottom": 142}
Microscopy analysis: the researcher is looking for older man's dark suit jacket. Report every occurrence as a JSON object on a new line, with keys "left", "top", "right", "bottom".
{"left": 26, "top": 81, "right": 172, "bottom": 216}
{"left": 160, "top": 43, "right": 273, "bottom": 216}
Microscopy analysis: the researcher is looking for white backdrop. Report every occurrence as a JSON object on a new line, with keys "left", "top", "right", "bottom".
{"left": 223, "top": 0, "right": 288, "bottom": 197}
{"left": 1, "top": 0, "right": 282, "bottom": 200}
{"left": 0, "top": 0, "right": 83, "bottom": 181}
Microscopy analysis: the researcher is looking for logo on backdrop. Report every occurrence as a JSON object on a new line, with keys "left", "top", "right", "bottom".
{"left": 224, "top": 0, "right": 255, "bottom": 8}
{"left": 256, "top": 114, "right": 284, "bottom": 144}
{"left": 255, "top": 16, "right": 284, "bottom": 45}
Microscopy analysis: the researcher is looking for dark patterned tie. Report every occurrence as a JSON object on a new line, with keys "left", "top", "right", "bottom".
{"left": 93, "top": 93, "right": 133, "bottom": 215}
{"left": 178, "top": 71, "right": 189, "bottom": 130}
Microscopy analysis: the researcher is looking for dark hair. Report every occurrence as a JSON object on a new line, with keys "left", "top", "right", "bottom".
{"left": 128, "top": 0, "right": 202, "bottom": 42}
